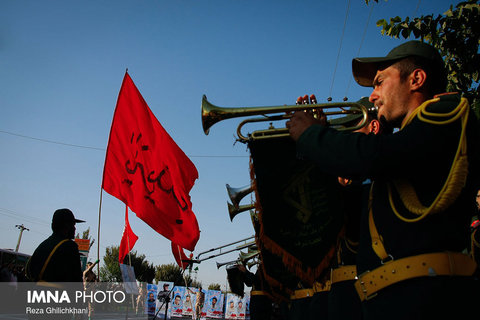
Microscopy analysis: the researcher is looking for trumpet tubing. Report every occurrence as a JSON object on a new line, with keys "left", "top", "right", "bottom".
{"left": 201, "top": 95, "right": 372, "bottom": 141}
{"left": 195, "top": 235, "right": 255, "bottom": 261}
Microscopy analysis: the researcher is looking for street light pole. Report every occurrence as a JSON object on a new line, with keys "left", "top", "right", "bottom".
{"left": 15, "top": 224, "right": 29, "bottom": 252}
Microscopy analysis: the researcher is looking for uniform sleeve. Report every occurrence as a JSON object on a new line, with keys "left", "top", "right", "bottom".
{"left": 296, "top": 115, "right": 460, "bottom": 181}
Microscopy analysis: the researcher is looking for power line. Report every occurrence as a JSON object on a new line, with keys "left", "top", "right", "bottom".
{"left": 344, "top": 2, "right": 374, "bottom": 99}
{"left": 0, "top": 207, "right": 50, "bottom": 227}
{"left": 328, "top": 0, "right": 351, "bottom": 100}
{"left": 0, "top": 129, "right": 248, "bottom": 158}
{"left": 0, "top": 129, "right": 105, "bottom": 151}
{"left": 413, "top": 0, "right": 421, "bottom": 16}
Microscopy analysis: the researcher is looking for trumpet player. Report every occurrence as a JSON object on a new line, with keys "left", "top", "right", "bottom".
{"left": 287, "top": 41, "right": 480, "bottom": 320}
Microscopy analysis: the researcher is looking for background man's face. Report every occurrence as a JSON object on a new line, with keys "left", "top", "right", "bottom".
{"left": 476, "top": 190, "right": 480, "bottom": 209}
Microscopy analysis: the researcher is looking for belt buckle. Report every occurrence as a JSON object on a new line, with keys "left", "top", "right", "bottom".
{"left": 381, "top": 254, "right": 394, "bottom": 265}
{"left": 357, "top": 270, "right": 378, "bottom": 301}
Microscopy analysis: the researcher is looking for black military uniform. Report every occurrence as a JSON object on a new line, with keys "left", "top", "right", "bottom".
{"left": 328, "top": 180, "right": 365, "bottom": 320}
{"left": 327, "top": 97, "right": 384, "bottom": 320}
{"left": 26, "top": 209, "right": 84, "bottom": 282}
{"left": 243, "top": 265, "right": 274, "bottom": 320}
{"left": 294, "top": 41, "right": 480, "bottom": 320}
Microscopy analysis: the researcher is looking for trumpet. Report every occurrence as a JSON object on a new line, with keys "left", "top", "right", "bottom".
{"left": 226, "top": 184, "right": 254, "bottom": 209}
{"left": 239, "top": 250, "right": 260, "bottom": 262}
{"left": 228, "top": 202, "right": 256, "bottom": 221}
{"left": 201, "top": 95, "right": 372, "bottom": 142}
{"left": 195, "top": 236, "right": 254, "bottom": 261}
{"left": 216, "top": 249, "right": 259, "bottom": 269}
{"left": 216, "top": 259, "right": 238, "bottom": 269}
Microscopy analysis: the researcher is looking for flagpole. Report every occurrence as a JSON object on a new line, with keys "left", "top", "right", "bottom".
{"left": 126, "top": 206, "right": 133, "bottom": 266}
{"left": 97, "top": 186, "right": 103, "bottom": 277}
{"left": 123, "top": 205, "right": 136, "bottom": 318}
{"left": 176, "top": 244, "right": 194, "bottom": 320}
{"left": 176, "top": 244, "right": 190, "bottom": 288}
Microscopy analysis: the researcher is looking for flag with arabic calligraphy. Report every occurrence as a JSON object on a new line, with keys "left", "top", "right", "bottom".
{"left": 103, "top": 72, "right": 200, "bottom": 251}
{"left": 119, "top": 206, "right": 138, "bottom": 264}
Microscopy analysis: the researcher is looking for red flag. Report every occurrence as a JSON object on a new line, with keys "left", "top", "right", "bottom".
{"left": 171, "top": 242, "right": 192, "bottom": 270}
{"left": 119, "top": 206, "right": 139, "bottom": 264}
{"left": 103, "top": 72, "right": 200, "bottom": 251}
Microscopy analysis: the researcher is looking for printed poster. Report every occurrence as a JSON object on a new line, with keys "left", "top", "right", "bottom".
{"left": 184, "top": 287, "right": 207, "bottom": 319}
{"left": 206, "top": 290, "right": 224, "bottom": 319}
{"left": 146, "top": 284, "right": 157, "bottom": 316}
{"left": 156, "top": 281, "right": 174, "bottom": 318}
{"left": 225, "top": 293, "right": 250, "bottom": 320}
{"left": 171, "top": 286, "right": 185, "bottom": 317}
{"left": 182, "top": 287, "right": 196, "bottom": 317}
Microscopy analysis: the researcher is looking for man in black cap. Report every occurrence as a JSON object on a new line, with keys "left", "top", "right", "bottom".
{"left": 26, "top": 208, "right": 85, "bottom": 282}
{"left": 287, "top": 40, "right": 480, "bottom": 319}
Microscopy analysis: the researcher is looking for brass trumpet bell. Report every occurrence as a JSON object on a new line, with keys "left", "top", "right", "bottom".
{"left": 216, "top": 260, "right": 238, "bottom": 269}
{"left": 239, "top": 250, "right": 259, "bottom": 263}
{"left": 226, "top": 183, "right": 254, "bottom": 208}
{"left": 247, "top": 260, "right": 259, "bottom": 269}
{"left": 228, "top": 202, "right": 255, "bottom": 221}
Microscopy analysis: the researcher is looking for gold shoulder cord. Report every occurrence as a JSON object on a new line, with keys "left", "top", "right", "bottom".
{"left": 38, "top": 239, "right": 69, "bottom": 281}
{"left": 369, "top": 97, "right": 470, "bottom": 261}
{"left": 389, "top": 97, "right": 470, "bottom": 223}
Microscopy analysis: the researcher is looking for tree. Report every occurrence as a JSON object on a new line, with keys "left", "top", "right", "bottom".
{"left": 375, "top": 0, "right": 480, "bottom": 113}
{"left": 99, "top": 245, "right": 155, "bottom": 283}
{"left": 100, "top": 246, "right": 121, "bottom": 282}
{"left": 76, "top": 227, "right": 95, "bottom": 248}
{"left": 208, "top": 283, "right": 221, "bottom": 291}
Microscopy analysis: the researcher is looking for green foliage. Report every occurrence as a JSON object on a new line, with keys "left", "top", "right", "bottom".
{"left": 155, "top": 263, "right": 201, "bottom": 287}
{"left": 76, "top": 227, "right": 94, "bottom": 241}
{"left": 376, "top": 0, "right": 480, "bottom": 114}
{"left": 190, "top": 278, "right": 202, "bottom": 288}
{"left": 126, "top": 252, "right": 156, "bottom": 283}
{"left": 100, "top": 246, "right": 121, "bottom": 282}
{"left": 208, "top": 283, "right": 222, "bottom": 291}
{"left": 99, "top": 246, "right": 155, "bottom": 283}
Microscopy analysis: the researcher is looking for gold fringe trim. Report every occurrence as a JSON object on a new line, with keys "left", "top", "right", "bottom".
{"left": 249, "top": 157, "right": 336, "bottom": 286}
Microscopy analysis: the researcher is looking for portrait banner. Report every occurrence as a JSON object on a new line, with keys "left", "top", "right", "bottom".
{"left": 206, "top": 290, "right": 224, "bottom": 318}
{"left": 181, "top": 286, "right": 195, "bottom": 317}
{"left": 171, "top": 286, "right": 185, "bottom": 317}
{"left": 225, "top": 293, "right": 248, "bottom": 320}
{"left": 146, "top": 284, "right": 157, "bottom": 316}
{"left": 156, "top": 281, "right": 174, "bottom": 318}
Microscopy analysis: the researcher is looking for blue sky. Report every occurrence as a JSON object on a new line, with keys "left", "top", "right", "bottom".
{"left": 0, "top": 0, "right": 460, "bottom": 287}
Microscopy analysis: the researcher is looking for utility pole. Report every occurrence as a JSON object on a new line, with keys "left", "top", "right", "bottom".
{"left": 15, "top": 224, "right": 29, "bottom": 252}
